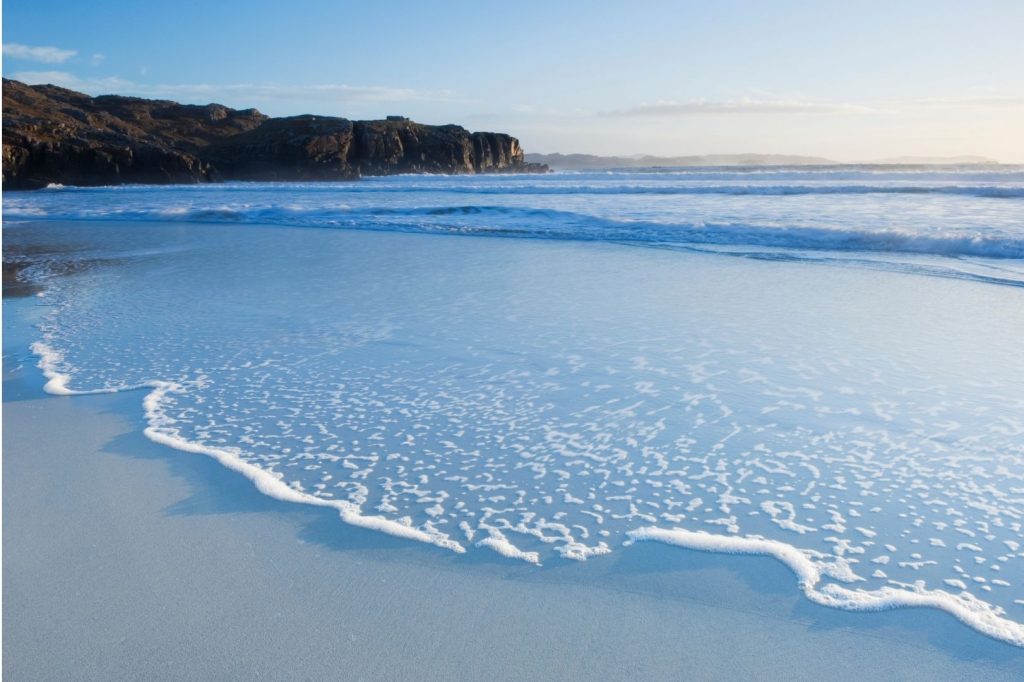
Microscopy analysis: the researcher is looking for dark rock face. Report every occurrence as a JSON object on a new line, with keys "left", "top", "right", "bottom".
{"left": 2, "top": 79, "right": 268, "bottom": 188}
{"left": 202, "top": 116, "right": 360, "bottom": 181}
{"left": 2, "top": 79, "right": 547, "bottom": 189}
{"left": 197, "top": 117, "right": 544, "bottom": 179}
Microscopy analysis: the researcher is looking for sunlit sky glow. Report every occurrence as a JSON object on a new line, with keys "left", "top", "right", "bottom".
{"left": 3, "top": 0, "right": 1022, "bottom": 162}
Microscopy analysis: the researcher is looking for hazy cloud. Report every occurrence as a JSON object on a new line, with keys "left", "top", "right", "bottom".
{"left": 910, "top": 94, "right": 1024, "bottom": 109}
{"left": 601, "top": 98, "right": 879, "bottom": 117}
{"left": 600, "top": 94, "right": 1024, "bottom": 119}
{"left": 146, "top": 82, "right": 454, "bottom": 103}
{"left": 90, "top": 53, "right": 106, "bottom": 66}
{"left": 10, "top": 71, "right": 131, "bottom": 92}
{"left": 9, "top": 70, "right": 453, "bottom": 104}
{"left": 3, "top": 42, "right": 77, "bottom": 64}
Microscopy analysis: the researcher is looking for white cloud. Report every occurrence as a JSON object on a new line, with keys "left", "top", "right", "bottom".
{"left": 9, "top": 70, "right": 453, "bottom": 105}
{"left": 3, "top": 42, "right": 77, "bottom": 64}
{"left": 10, "top": 71, "right": 132, "bottom": 92}
{"left": 598, "top": 93, "right": 1024, "bottom": 119}
{"left": 146, "top": 82, "right": 452, "bottom": 103}
{"left": 601, "top": 97, "right": 879, "bottom": 117}
{"left": 90, "top": 53, "right": 106, "bottom": 66}
{"left": 910, "top": 94, "right": 1024, "bottom": 109}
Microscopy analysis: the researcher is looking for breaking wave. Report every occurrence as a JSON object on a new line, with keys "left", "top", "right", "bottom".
{"left": 5, "top": 201, "right": 1024, "bottom": 261}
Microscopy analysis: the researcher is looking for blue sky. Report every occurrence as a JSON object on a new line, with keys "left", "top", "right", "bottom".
{"left": 4, "top": 0, "right": 1023, "bottom": 161}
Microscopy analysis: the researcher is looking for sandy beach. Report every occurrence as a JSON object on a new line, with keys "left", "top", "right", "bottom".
{"left": 4, "top": 293, "right": 1022, "bottom": 680}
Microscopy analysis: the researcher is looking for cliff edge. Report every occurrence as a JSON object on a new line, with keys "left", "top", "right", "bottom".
{"left": 2, "top": 79, "right": 547, "bottom": 189}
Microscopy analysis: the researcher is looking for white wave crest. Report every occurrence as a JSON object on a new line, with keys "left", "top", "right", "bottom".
{"left": 627, "top": 526, "right": 1024, "bottom": 648}
{"left": 30, "top": 343, "right": 467, "bottom": 555}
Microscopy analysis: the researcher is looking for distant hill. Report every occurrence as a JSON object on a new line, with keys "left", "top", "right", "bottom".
{"left": 524, "top": 152, "right": 837, "bottom": 170}
{"left": 863, "top": 155, "right": 1000, "bottom": 165}
{"left": 526, "top": 152, "right": 1006, "bottom": 170}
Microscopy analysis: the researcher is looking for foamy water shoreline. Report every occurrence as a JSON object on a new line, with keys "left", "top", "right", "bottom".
{"left": 4, "top": 293, "right": 1023, "bottom": 678}
{"left": 6, "top": 214, "right": 1024, "bottom": 663}
{"left": 26, "top": 332, "right": 1024, "bottom": 648}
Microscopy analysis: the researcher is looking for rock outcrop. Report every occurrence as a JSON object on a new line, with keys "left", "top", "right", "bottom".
{"left": 2, "top": 79, "right": 547, "bottom": 189}
{"left": 203, "top": 115, "right": 536, "bottom": 180}
{"left": 2, "top": 79, "right": 267, "bottom": 188}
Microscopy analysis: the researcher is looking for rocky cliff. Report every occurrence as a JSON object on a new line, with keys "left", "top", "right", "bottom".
{"left": 203, "top": 115, "right": 534, "bottom": 180}
{"left": 2, "top": 79, "right": 547, "bottom": 189}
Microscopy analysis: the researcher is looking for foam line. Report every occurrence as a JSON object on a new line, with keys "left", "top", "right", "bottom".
{"left": 627, "top": 527, "right": 1024, "bottom": 648}
{"left": 29, "top": 342, "right": 1024, "bottom": 647}
{"left": 31, "top": 343, "right": 466, "bottom": 555}
{"left": 475, "top": 529, "right": 541, "bottom": 565}
{"left": 8, "top": 203, "right": 1024, "bottom": 259}
{"left": 32, "top": 342, "right": 144, "bottom": 395}
{"left": 19, "top": 180, "right": 1024, "bottom": 198}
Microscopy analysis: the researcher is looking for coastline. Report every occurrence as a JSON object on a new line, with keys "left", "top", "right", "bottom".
{"left": 5, "top": 290, "right": 1023, "bottom": 679}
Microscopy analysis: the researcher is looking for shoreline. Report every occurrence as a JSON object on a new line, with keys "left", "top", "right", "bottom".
{"left": 27, "top": 330, "right": 1024, "bottom": 648}
{"left": 5, "top": 162, "right": 1022, "bottom": 194}
{"left": 4, "top": 267, "right": 1024, "bottom": 678}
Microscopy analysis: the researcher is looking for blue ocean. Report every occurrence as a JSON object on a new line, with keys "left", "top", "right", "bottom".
{"left": 4, "top": 166, "right": 1024, "bottom": 646}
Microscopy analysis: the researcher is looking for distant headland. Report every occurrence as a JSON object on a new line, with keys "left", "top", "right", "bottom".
{"left": 525, "top": 152, "right": 1003, "bottom": 170}
{"left": 1, "top": 79, "right": 548, "bottom": 189}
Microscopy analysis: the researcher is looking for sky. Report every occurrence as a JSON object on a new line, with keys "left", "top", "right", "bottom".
{"left": 3, "top": 0, "right": 1023, "bottom": 162}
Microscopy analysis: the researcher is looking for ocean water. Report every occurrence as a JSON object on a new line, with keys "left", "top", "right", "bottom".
{"left": 4, "top": 166, "right": 1024, "bottom": 647}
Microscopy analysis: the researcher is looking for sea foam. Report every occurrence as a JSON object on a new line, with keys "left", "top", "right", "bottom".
{"left": 33, "top": 346, "right": 468, "bottom": 554}
{"left": 627, "top": 527, "right": 1024, "bottom": 648}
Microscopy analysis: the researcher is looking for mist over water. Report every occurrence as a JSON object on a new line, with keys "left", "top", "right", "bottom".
{"left": 5, "top": 166, "right": 1024, "bottom": 645}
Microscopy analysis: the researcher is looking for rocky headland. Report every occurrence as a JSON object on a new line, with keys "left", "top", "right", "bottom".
{"left": 2, "top": 79, "right": 547, "bottom": 189}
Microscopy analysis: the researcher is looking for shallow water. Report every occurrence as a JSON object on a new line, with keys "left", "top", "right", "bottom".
{"left": 4, "top": 168, "right": 1023, "bottom": 646}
